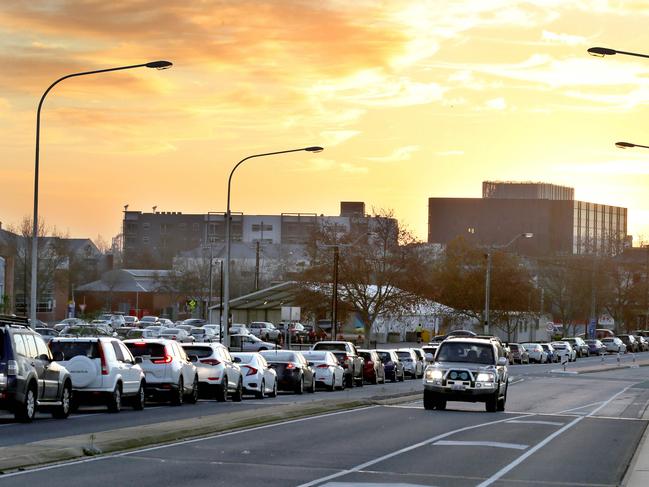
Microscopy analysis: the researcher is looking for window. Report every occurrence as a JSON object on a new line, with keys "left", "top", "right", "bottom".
{"left": 143, "top": 223, "right": 150, "bottom": 230}
{"left": 252, "top": 223, "right": 273, "bottom": 232}
{"left": 12, "top": 334, "right": 26, "bottom": 356}
{"left": 119, "top": 343, "right": 134, "bottom": 363}
{"left": 34, "top": 336, "right": 50, "bottom": 359}
{"left": 23, "top": 334, "right": 38, "bottom": 359}
{"left": 112, "top": 341, "right": 125, "bottom": 362}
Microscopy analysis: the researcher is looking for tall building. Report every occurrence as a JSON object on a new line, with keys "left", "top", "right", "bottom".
{"left": 428, "top": 182, "right": 629, "bottom": 256}
{"left": 122, "top": 202, "right": 395, "bottom": 268}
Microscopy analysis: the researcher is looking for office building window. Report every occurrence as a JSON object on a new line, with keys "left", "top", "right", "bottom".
{"left": 252, "top": 223, "right": 273, "bottom": 232}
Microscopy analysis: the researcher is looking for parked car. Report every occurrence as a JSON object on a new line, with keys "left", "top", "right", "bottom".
{"left": 637, "top": 335, "right": 649, "bottom": 352}
{"left": 54, "top": 318, "right": 86, "bottom": 331}
{"left": 375, "top": 349, "right": 405, "bottom": 382}
{"left": 126, "top": 328, "right": 159, "bottom": 340}
{"left": 551, "top": 341, "right": 577, "bottom": 362}
{"left": 260, "top": 350, "right": 315, "bottom": 394}
{"left": 423, "top": 336, "right": 509, "bottom": 412}
{"left": 181, "top": 343, "right": 243, "bottom": 401}
{"left": 229, "top": 324, "right": 251, "bottom": 336}
{"left": 509, "top": 343, "right": 530, "bottom": 364}
{"left": 540, "top": 343, "right": 558, "bottom": 363}
{"left": 421, "top": 345, "right": 438, "bottom": 363}
{"left": 521, "top": 343, "right": 547, "bottom": 364}
{"left": 204, "top": 324, "right": 222, "bottom": 336}
{"left": 99, "top": 314, "right": 126, "bottom": 329}
{"left": 0, "top": 315, "right": 72, "bottom": 421}
{"left": 49, "top": 337, "right": 146, "bottom": 412}
{"left": 139, "top": 316, "right": 160, "bottom": 326}
{"left": 565, "top": 337, "right": 589, "bottom": 358}
{"left": 61, "top": 324, "right": 113, "bottom": 337}
{"left": 601, "top": 337, "right": 626, "bottom": 354}
{"left": 248, "top": 322, "right": 281, "bottom": 341}
{"left": 301, "top": 350, "right": 344, "bottom": 391}
{"left": 311, "top": 341, "right": 364, "bottom": 388}
{"left": 586, "top": 339, "right": 607, "bottom": 356}
{"left": 35, "top": 327, "right": 59, "bottom": 343}
{"left": 277, "top": 322, "right": 309, "bottom": 342}
{"left": 618, "top": 334, "right": 638, "bottom": 353}
{"left": 182, "top": 318, "right": 206, "bottom": 327}
{"left": 357, "top": 349, "right": 386, "bottom": 384}
{"left": 123, "top": 339, "right": 199, "bottom": 405}
{"left": 189, "top": 327, "right": 218, "bottom": 342}
{"left": 395, "top": 349, "right": 424, "bottom": 378}
{"left": 158, "top": 328, "right": 194, "bottom": 343}
{"left": 232, "top": 352, "right": 278, "bottom": 398}
{"left": 230, "top": 334, "right": 279, "bottom": 352}
{"left": 123, "top": 316, "right": 139, "bottom": 327}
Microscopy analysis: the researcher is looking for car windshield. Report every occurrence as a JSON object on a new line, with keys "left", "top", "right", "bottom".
{"left": 50, "top": 340, "right": 101, "bottom": 359}
{"left": 125, "top": 342, "right": 166, "bottom": 360}
{"left": 260, "top": 351, "right": 298, "bottom": 362}
{"left": 436, "top": 342, "right": 494, "bottom": 364}
{"left": 396, "top": 351, "right": 412, "bottom": 359}
{"left": 160, "top": 328, "right": 181, "bottom": 334}
{"left": 303, "top": 351, "right": 328, "bottom": 361}
{"left": 376, "top": 351, "right": 393, "bottom": 362}
{"left": 182, "top": 346, "right": 213, "bottom": 358}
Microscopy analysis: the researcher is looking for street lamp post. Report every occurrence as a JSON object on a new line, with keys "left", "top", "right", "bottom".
{"left": 484, "top": 232, "right": 534, "bottom": 335}
{"left": 588, "top": 47, "right": 649, "bottom": 59}
{"left": 30, "top": 60, "right": 172, "bottom": 325}
{"left": 615, "top": 141, "right": 649, "bottom": 150}
{"left": 222, "top": 146, "right": 323, "bottom": 347}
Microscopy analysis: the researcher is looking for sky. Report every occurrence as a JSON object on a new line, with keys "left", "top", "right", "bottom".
{"left": 2, "top": 0, "right": 649, "bottom": 245}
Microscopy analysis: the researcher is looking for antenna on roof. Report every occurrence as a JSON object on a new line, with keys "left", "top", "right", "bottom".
{"left": 152, "top": 205, "right": 157, "bottom": 213}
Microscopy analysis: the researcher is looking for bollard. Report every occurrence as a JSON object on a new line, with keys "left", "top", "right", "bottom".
{"left": 617, "top": 352, "right": 621, "bottom": 366}
{"left": 633, "top": 353, "right": 636, "bottom": 363}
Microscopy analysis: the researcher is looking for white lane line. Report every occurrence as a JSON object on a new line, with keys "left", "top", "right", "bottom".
{"left": 557, "top": 401, "right": 604, "bottom": 414}
{"left": 295, "top": 413, "right": 534, "bottom": 487}
{"left": 475, "top": 382, "right": 637, "bottom": 487}
{"left": 433, "top": 440, "right": 528, "bottom": 450}
{"left": 0, "top": 405, "right": 379, "bottom": 479}
{"left": 505, "top": 420, "right": 565, "bottom": 426}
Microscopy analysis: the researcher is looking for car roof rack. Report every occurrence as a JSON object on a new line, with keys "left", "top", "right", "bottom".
{"left": 0, "top": 314, "right": 31, "bottom": 328}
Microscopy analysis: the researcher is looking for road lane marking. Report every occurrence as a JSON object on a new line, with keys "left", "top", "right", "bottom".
{"left": 475, "top": 382, "right": 637, "bottom": 487}
{"left": 0, "top": 405, "right": 379, "bottom": 479}
{"left": 505, "top": 420, "right": 565, "bottom": 426}
{"left": 557, "top": 401, "right": 604, "bottom": 414}
{"left": 295, "top": 413, "right": 534, "bottom": 487}
{"left": 433, "top": 440, "right": 528, "bottom": 450}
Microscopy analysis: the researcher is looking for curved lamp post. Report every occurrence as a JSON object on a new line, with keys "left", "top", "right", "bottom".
{"left": 222, "top": 146, "right": 323, "bottom": 347}
{"left": 588, "top": 47, "right": 649, "bottom": 59}
{"left": 484, "top": 232, "right": 534, "bottom": 335}
{"left": 616, "top": 141, "right": 649, "bottom": 150}
{"left": 30, "top": 61, "right": 172, "bottom": 325}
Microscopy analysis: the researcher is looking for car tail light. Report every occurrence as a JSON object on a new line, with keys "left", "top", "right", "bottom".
{"left": 7, "top": 360, "right": 18, "bottom": 376}
{"left": 245, "top": 366, "right": 258, "bottom": 376}
{"left": 286, "top": 363, "right": 296, "bottom": 369}
{"left": 134, "top": 341, "right": 147, "bottom": 346}
{"left": 200, "top": 359, "right": 221, "bottom": 366}
{"left": 153, "top": 347, "right": 173, "bottom": 364}
{"left": 98, "top": 342, "right": 109, "bottom": 375}
{"left": 317, "top": 364, "right": 329, "bottom": 369}
{"left": 366, "top": 361, "right": 373, "bottom": 366}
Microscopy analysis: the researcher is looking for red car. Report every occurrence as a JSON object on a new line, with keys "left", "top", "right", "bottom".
{"left": 358, "top": 349, "right": 386, "bottom": 384}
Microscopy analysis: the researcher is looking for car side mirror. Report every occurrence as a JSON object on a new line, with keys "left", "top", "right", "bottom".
{"left": 497, "top": 357, "right": 508, "bottom": 366}
{"left": 308, "top": 362, "right": 314, "bottom": 367}
{"left": 52, "top": 351, "right": 64, "bottom": 361}
{"left": 134, "top": 356, "right": 143, "bottom": 364}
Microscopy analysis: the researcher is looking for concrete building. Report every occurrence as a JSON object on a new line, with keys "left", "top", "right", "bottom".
{"left": 429, "top": 181, "right": 629, "bottom": 256}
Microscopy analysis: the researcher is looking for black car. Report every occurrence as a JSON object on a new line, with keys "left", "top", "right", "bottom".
{"left": 260, "top": 350, "right": 316, "bottom": 394}
{"left": 375, "top": 349, "right": 405, "bottom": 382}
{"left": 0, "top": 315, "right": 72, "bottom": 421}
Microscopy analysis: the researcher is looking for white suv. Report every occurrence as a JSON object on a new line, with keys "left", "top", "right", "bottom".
{"left": 249, "top": 322, "right": 280, "bottom": 341}
{"left": 181, "top": 343, "right": 243, "bottom": 402}
{"left": 124, "top": 339, "right": 199, "bottom": 406}
{"left": 49, "top": 337, "right": 146, "bottom": 413}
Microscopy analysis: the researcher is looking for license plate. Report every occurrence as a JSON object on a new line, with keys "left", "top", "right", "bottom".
{"left": 451, "top": 384, "right": 466, "bottom": 391}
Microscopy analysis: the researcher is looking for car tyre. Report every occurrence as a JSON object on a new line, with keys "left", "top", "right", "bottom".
{"left": 345, "top": 373, "right": 354, "bottom": 389}
{"left": 398, "top": 370, "right": 405, "bottom": 382}
{"left": 107, "top": 384, "right": 122, "bottom": 413}
{"left": 355, "top": 372, "right": 364, "bottom": 387}
{"left": 423, "top": 389, "right": 435, "bottom": 410}
{"left": 486, "top": 391, "right": 498, "bottom": 412}
{"left": 15, "top": 384, "right": 37, "bottom": 422}
{"left": 256, "top": 380, "right": 266, "bottom": 399}
{"left": 295, "top": 375, "right": 304, "bottom": 395}
{"left": 171, "top": 378, "right": 184, "bottom": 406}
{"left": 268, "top": 379, "right": 278, "bottom": 398}
{"left": 307, "top": 376, "right": 316, "bottom": 393}
{"left": 132, "top": 382, "right": 146, "bottom": 411}
{"left": 497, "top": 386, "right": 507, "bottom": 412}
{"left": 232, "top": 379, "right": 243, "bottom": 402}
{"left": 328, "top": 376, "right": 336, "bottom": 391}
{"left": 52, "top": 382, "right": 72, "bottom": 419}
{"left": 185, "top": 376, "right": 199, "bottom": 404}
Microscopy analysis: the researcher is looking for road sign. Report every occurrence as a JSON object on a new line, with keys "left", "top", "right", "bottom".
{"left": 281, "top": 306, "right": 300, "bottom": 321}
{"left": 545, "top": 322, "right": 554, "bottom": 332}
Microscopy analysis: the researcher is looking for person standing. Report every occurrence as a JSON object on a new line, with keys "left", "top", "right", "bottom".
{"left": 416, "top": 323, "right": 423, "bottom": 343}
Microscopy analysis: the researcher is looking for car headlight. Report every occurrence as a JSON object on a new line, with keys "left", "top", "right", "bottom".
{"left": 476, "top": 372, "right": 495, "bottom": 382}
{"left": 425, "top": 369, "right": 443, "bottom": 380}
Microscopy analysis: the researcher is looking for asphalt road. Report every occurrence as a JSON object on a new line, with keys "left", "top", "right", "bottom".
{"left": 1, "top": 355, "right": 648, "bottom": 486}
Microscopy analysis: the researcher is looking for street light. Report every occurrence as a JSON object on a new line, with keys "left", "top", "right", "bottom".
{"left": 484, "top": 232, "right": 534, "bottom": 335}
{"left": 222, "top": 146, "right": 323, "bottom": 347}
{"left": 30, "top": 60, "right": 173, "bottom": 325}
{"left": 588, "top": 46, "right": 649, "bottom": 59}
{"left": 616, "top": 141, "right": 649, "bottom": 150}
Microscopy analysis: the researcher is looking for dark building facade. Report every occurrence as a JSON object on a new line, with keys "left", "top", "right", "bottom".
{"left": 429, "top": 182, "right": 629, "bottom": 256}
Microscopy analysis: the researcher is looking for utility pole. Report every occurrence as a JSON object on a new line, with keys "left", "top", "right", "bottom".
{"left": 331, "top": 245, "right": 339, "bottom": 340}
{"left": 207, "top": 245, "right": 214, "bottom": 321}
{"left": 255, "top": 241, "right": 260, "bottom": 291}
{"left": 484, "top": 251, "right": 492, "bottom": 334}
{"left": 589, "top": 254, "right": 598, "bottom": 338}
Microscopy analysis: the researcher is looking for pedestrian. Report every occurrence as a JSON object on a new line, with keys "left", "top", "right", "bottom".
{"left": 416, "top": 323, "right": 423, "bottom": 344}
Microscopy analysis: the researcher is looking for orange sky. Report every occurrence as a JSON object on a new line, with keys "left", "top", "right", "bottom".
{"left": 2, "top": 1, "right": 649, "bottom": 245}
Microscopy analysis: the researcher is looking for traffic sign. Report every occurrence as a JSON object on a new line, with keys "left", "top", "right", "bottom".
{"left": 545, "top": 322, "right": 554, "bottom": 332}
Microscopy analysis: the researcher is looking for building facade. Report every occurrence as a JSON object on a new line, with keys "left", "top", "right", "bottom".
{"left": 429, "top": 182, "right": 629, "bottom": 256}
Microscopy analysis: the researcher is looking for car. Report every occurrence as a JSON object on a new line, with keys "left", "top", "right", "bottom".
{"left": 601, "top": 337, "right": 626, "bottom": 354}
{"left": 189, "top": 326, "right": 218, "bottom": 342}
{"left": 311, "top": 341, "right": 364, "bottom": 388}
{"left": 158, "top": 328, "right": 194, "bottom": 343}
{"left": 585, "top": 339, "right": 607, "bottom": 356}
{"left": 423, "top": 337, "right": 509, "bottom": 412}
{"left": 60, "top": 324, "right": 113, "bottom": 337}
{"left": 395, "top": 349, "right": 424, "bottom": 378}
{"left": 204, "top": 324, "right": 222, "bottom": 335}
{"left": 182, "top": 343, "right": 243, "bottom": 401}
{"left": 540, "top": 343, "right": 559, "bottom": 363}
{"left": 551, "top": 341, "right": 577, "bottom": 362}
{"left": 565, "top": 337, "right": 589, "bottom": 358}
{"left": 637, "top": 335, "right": 649, "bottom": 352}
{"left": 49, "top": 337, "right": 146, "bottom": 412}
{"left": 1, "top": 315, "right": 73, "bottom": 421}
{"left": 99, "top": 314, "right": 126, "bottom": 329}
{"left": 357, "top": 349, "right": 386, "bottom": 384}
{"left": 139, "top": 316, "right": 160, "bottom": 326}
{"left": 618, "top": 335, "right": 638, "bottom": 353}
{"left": 277, "top": 322, "right": 309, "bottom": 342}
{"left": 508, "top": 343, "right": 529, "bottom": 364}
{"left": 260, "top": 350, "right": 316, "bottom": 394}
{"left": 230, "top": 334, "right": 279, "bottom": 352}
{"left": 35, "top": 327, "right": 59, "bottom": 343}
{"left": 182, "top": 318, "right": 207, "bottom": 327}
{"left": 125, "top": 328, "right": 159, "bottom": 340}
{"left": 301, "top": 350, "right": 345, "bottom": 391}
{"left": 375, "top": 349, "right": 405, "bottom": 382}
{"left": 248, "top": 322, "right": 281, "bottom": 341}
{"left": 421, "top": 345, "right": 438, "bottom": 363}
{"left": 159, "top": 318, "right": 175, "bottom": 327}
{"left": 521, "top": 343, "right": 547, "bottom": 364}
{"left": 54, "top": 318, "right": 86, "bottom": 331}
{"left": 123, "top": 316, "right": 139, "bottom": 327}
{"left": 229, "top": 324, "right": 251, "bottom": 336}
{"left": 123, "top": 339, "right": 199, "bottom": 405}
{"left": 232, "top": 352, "right": 278, "bottom": 399}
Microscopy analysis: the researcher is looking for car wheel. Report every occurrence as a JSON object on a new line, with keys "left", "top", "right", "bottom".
{"left": 185, "top": 376, "right": 199, "bottom": 404}
{"left": 497, "top": 386, "right": 507, "bottom": 412}
{"left": 268, "top": 379, "right": 278, "bottom": 398}
{"left": 398, "top": 371, "right": 405, "bottom": 382}
{"left": 232, "top": 379, "right": 243, "bottom": 402}
{"left": 107, "top": 384, "right": 122, "bottom": 413}
{"left": 171, "top": 378, "right": 184, "bottom": 406}
{"left": 371, "top": 372, "right": 378, "bottom": 385}
{"left": 355, "top": 372, "right": 364, "bottom": 387}
{"left": 15, "top": 384, "right": 37, "bottom": 422}
{"left": 345, "top": 373, "right": 354, "bottom": 389}
{"left": 215, "top": 377, "right": 228, "bottom": 402}
{"left": 295, "top": 375, "right": 304, "bottom": 395}
{"left": 328, "top": 376, "right": 336, "bottom": 391}
{"left": 436, "top": 398, "right": 447, "bottom": 410}
{"left": 423, "top": 389, "right": 436, "bottom": 410}
{"left": 485, "top": 391, "right": 498, "bottom": 412}
{"left": 52, "top": 382, "right": 72, "bottom": 419}
{"left": 308, "top": 376, "right": 316, "bottom": 393}
{"left": 132, "top": 382, "right": 146, "bottom": 411}
{"left": 256, "top": 380, "right": 265, "bottom": 399}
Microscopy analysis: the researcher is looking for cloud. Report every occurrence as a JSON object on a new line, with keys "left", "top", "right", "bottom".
{"left": 319, "top": 130, "right": 361, "bottom": 147}
{"left": 541, "top": 30, "right": 586, "bottom": 46}
{"left": 365, "top": 145, "right": 420, "bottom": 163}
{"left": 485, "top": 97, "right": 507, "bottom": 110}
{"left": 436, "top": 150, "right": 464, "bottom": 156}
{"left": 340, "top": 162, "right": 368, "bottom": 174}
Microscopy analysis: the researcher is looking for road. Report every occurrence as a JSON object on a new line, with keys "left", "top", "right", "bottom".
{"left": 0, "top": 354, "right": 647, "bottom": 486}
